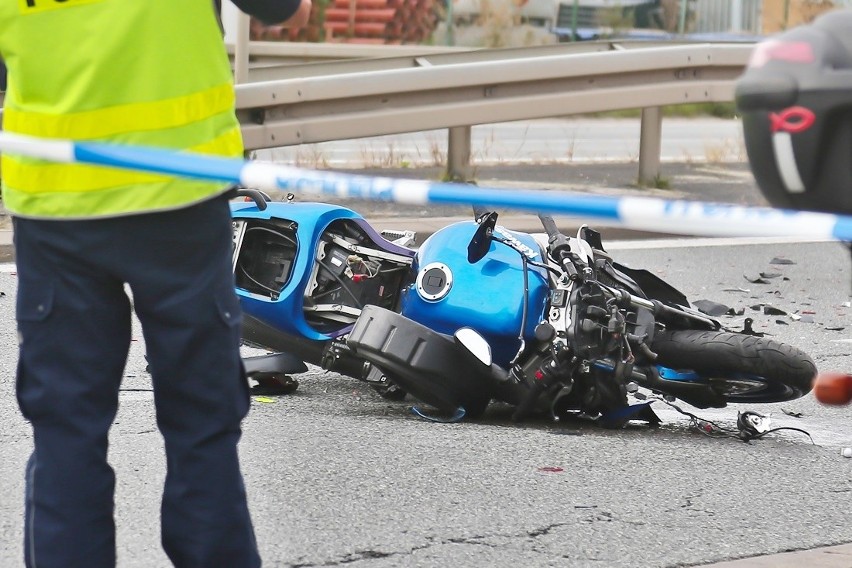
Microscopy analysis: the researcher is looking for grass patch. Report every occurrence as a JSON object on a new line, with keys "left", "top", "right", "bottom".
{"left": 583, "top": 102, "right": 738, "bottom": 120}
{"left": 638, "top": 174, "right": 671, "bottom": 189}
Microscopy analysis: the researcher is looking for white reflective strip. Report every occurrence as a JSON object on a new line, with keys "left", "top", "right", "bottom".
{"left": 0, "top": 132, "right": 75, "bottom": 163}
{"left": 391, "top": 180, "right": 430, "bottom": 204}
{"left": 772, "top": 132, "right": 806, "bottom": 193}
{"left": 618, "top": 197, "right": 835, "bottom": 239}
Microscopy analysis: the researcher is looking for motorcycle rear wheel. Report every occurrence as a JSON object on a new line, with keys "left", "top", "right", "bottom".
{"left": 650, "top": 330, "right": 816, "bottom": 403}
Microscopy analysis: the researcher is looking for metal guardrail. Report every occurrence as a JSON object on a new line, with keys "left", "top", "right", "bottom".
{"left": 228, "top": 40, "right": 473, "bottom": 69}
{"left": 234, "top": 42, "right": 753, "bottom": 182}
{"left": 1, "top": 41, "right": 753, "bottom": 184}
{"left": 236, "top": 39, "right": 745, "bottom": 82}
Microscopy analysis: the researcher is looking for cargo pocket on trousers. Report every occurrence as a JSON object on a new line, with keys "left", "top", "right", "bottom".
{"left": 17, "top": 280, "right": 55, "bottom": 325}
{"left": 215, "top": 290, "right": 251, "bottom": 407}
{"left": 16, "top": 281, "right": 55, "bottom": 420}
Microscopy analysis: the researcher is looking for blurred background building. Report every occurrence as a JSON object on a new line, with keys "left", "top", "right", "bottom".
{"left": 239, "top": 0, "right": 852, "bottom": 47}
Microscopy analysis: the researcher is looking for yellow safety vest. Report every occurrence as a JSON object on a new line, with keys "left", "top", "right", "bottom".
{"left": 0, "top": 0, "right": 243, "bottom": 219}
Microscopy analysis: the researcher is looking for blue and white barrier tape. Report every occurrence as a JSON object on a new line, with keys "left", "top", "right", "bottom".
{"left": 1, "top": 132, "right": 851, "bottom": 241}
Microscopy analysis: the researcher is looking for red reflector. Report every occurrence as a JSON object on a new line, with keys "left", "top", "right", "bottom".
{"left": 534, "top": 370, "right": 544, "bottom": 380}
{"left": 769, "top": 106, "right": 815, "bottom": 133}
{"left": 749, "top": 40, "right": 815, "bottom": 68}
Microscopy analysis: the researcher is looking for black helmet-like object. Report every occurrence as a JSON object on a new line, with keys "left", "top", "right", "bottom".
{"left": 736, "top": 9, "right": 852, "bottom": 215}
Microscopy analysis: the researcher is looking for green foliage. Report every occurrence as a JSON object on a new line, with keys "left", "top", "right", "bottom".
{"left": 637, "top": 174, "right": 671, "bottom": 189}
{"left": 587, "top": 102, "right": 738, "bottom": 120}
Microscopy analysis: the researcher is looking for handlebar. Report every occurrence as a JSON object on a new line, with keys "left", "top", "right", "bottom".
{"left": 599, "top": 283, "right": 719, "bottom": 331}
{"left": 538, "top": 216, "right": 715, "bottom": 330}
{"left": 538, "top": 214, "right": 584, "bottom": 281}
{"left": 538, "top": 214, "right": 560, "bottom": 240}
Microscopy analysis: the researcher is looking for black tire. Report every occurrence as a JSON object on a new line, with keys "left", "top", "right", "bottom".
{"left": 347, "top": 305, "right": 492, "bottom": 418}
{"left": 650, "top": 330, "right": 816, "bottom": 403}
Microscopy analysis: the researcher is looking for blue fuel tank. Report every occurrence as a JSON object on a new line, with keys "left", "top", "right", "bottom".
{"left": 400, "top": 221, "right": 551, "bottom": 366}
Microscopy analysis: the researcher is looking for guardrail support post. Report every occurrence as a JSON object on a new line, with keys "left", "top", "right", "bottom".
{"left": 447, "top": 126, "right": 472, "bottom": 181}
{"left": 638, "top": 106, "right": 663, "bottom": 187}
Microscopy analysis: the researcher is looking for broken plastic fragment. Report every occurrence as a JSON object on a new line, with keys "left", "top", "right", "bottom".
{"left": 693, "top": 299, "right": 731, "bottom": 317}
{"left": 537, "top": 466, "right": 564, "bottom": 473}
{"left": 738, "top": 411, "right": 771, "bottom": 438}
{"left": 739, "top": 318, "right": 764, "bottom": 337}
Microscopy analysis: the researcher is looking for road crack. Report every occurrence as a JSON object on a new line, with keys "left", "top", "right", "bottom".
{"left": 288, "top": 515, "right": 642, "bottom": 567}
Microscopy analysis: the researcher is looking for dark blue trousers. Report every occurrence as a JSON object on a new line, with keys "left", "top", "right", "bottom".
{"left": 14, "top": 196, "right": 261, "bottom": 568}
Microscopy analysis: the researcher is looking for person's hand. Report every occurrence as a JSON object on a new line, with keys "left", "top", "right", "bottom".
{"left": 280, "top": 0, "right": 311, "bottom": 28}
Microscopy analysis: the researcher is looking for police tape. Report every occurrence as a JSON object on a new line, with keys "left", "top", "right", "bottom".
{"left": 1, "top": 131, "right": 851, "bottom": 241}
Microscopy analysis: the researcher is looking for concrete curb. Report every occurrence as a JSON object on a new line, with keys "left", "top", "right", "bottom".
{"left": 0, "top": 230, "right": 12, "bottom": 263}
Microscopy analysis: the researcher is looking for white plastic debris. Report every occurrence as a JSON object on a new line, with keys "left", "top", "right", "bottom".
{"left": 842, "top": 447, "right": 852, "bottom": 458}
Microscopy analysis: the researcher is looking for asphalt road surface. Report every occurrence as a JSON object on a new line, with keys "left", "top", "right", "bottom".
{"left": 0, "top": 236, "right": 850, "bottom": 568}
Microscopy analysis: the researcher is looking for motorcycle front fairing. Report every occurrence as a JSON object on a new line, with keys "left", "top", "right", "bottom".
{"left": 400, "top": 221, "right": 551, "bottom": 367}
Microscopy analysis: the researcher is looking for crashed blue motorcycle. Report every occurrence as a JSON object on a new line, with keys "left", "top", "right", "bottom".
{"left": 231, "top": 189, "right": 816, "bottom": 423}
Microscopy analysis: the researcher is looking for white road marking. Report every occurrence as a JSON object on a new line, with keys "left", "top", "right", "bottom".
{"left": 606, "top": 235, "right": 834, "bottom": 250}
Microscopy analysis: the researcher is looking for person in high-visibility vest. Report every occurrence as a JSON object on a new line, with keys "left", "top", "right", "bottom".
{"left": 0, "top": 1, "right": 309, "bottom": 566}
